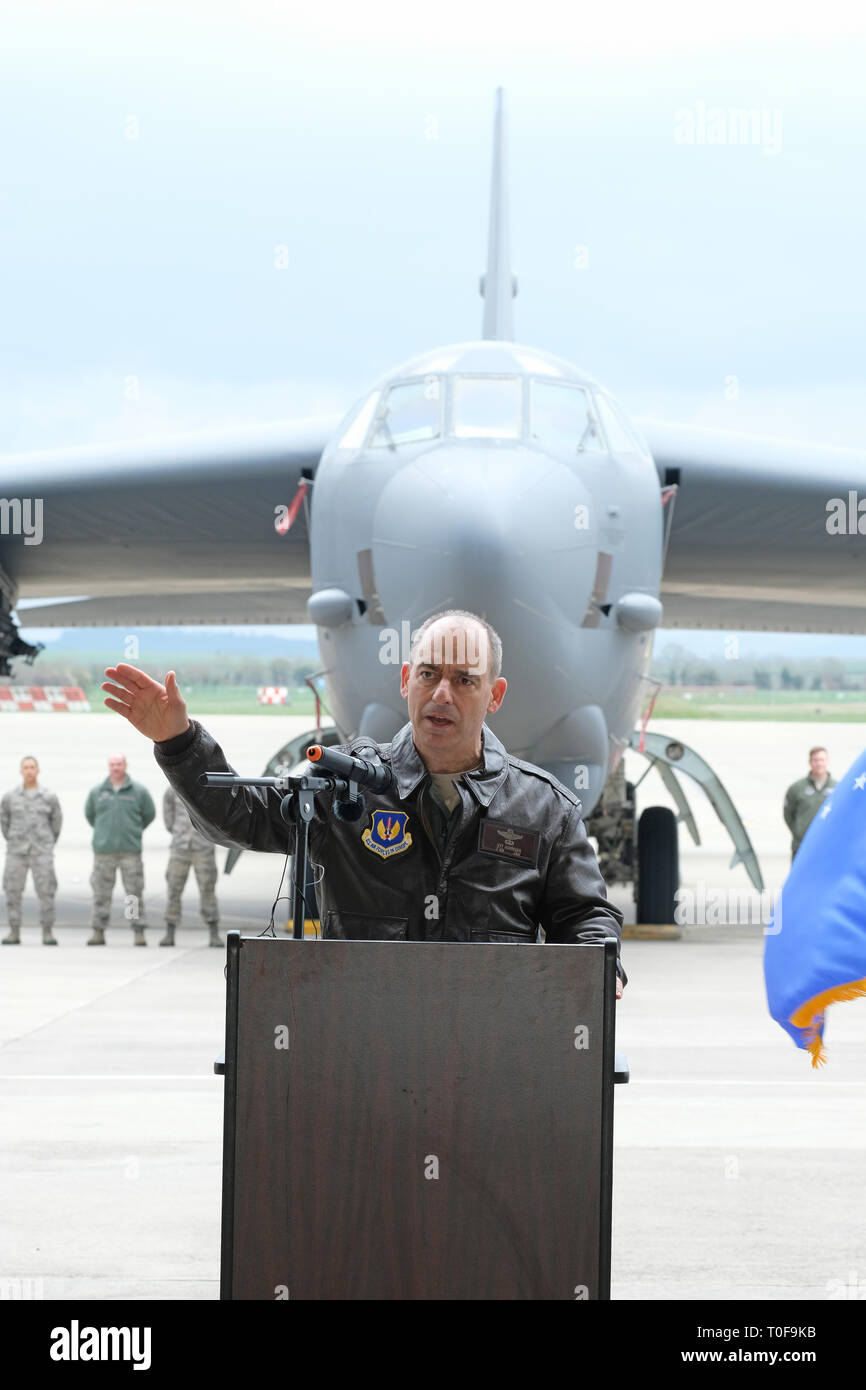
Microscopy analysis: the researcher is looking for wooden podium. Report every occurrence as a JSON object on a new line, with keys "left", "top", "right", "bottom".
{"left": 218, "top": 932, "right": 621, "bottom": 1300}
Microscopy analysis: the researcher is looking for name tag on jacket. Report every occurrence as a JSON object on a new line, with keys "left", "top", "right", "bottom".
{"left": 478, "top": 819, "right": 540, "bottom": 866}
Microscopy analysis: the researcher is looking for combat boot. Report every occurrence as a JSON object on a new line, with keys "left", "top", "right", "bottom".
{"left": 207, "top": 921, "right": 223, "bottom": 948}
{"left": 160, "top": 923, "right": 176, "bottom": 947}
{"left": 87, "top": 928, "right": 106, "bottom": 946}
{"left": 42, "top": 928, "right": 58, "bottom": 946}
{"left": 2, "top": 928, "right": 20, "bottom": 945}
{"left": 133, "top": 928, "right": 147, "bottom": 946}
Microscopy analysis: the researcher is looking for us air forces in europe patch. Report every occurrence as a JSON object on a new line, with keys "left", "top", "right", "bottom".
{"left": 362, "top": 810, "right": 413, "bottom": 859}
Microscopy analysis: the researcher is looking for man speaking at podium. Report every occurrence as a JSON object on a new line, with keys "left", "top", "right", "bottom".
{"left": 102, "top": 610, "right": 625, "bottom": 993}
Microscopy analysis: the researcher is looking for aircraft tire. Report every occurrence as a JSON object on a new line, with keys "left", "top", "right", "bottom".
{"left": 636, "top": 806, "right": 679, "bottom": 924}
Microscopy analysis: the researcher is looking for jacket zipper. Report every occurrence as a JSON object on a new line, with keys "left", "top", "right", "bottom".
{"left": 419, "top": 781, "right": 472, "bottom": 936}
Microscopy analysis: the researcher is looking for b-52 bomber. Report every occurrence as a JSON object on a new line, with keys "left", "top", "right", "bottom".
{"left": 2, "top": 90, "right": 865, "bottom": 920}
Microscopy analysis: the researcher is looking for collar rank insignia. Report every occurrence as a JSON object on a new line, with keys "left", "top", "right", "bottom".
{"left": 362, "top": 810, "right": 413, "bottom": 859}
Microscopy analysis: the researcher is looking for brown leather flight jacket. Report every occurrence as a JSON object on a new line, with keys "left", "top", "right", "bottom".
{"left": 154, "top": 718, "right": 626, "bottom": 981}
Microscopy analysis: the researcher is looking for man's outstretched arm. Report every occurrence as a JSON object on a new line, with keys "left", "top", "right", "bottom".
{"left": 103, "top": 664, "right": 191, "bottom": 743}
{"left": 102, "top": 665, "right": 295, "bottom": 855}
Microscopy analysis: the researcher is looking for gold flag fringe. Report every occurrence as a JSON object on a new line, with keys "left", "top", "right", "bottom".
{"left": 790, "top": 978, "right": 866, "bottom": 1068}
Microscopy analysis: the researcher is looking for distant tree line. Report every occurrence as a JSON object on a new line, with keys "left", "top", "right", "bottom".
{"left": 12, "top": 656, "right": 320, "bottom": 689}
{"left": 654, "top": 644, "right": 865, "bottom": 691}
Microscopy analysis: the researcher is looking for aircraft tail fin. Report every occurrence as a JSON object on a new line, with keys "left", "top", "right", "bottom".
{"left": 480, "top": 87, "right": 517, "bottom": 341}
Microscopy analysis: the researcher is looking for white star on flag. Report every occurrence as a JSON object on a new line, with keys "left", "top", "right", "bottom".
{"left": 820, "top": 801, "right": 833, "bottom": 819}
{"left": 855, "top": 774, "right": 866, "bottom": 791}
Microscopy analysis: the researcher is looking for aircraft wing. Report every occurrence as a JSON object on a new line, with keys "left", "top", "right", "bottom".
{"left": 640, "top": 419, "right": 866, "bottom": 633}
{"left": 8, "top": 411, "right": 866, "bottom": 635}
{"left": 2, "top": 417, "right": 339, "bottom": 626}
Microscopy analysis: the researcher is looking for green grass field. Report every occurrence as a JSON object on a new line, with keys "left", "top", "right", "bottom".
{"left": 651, "top": 689, "right": 866, "bottom": 721}
{"left": 79, "top": 684, "right": 866, "bottom": 721}
{"left": 83, "top": 685, "right": 320, "bottom": 717}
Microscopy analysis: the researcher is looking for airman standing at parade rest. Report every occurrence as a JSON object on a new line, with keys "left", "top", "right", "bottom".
{"left": 1, "top": 756, "right": 62, "bottom": 945}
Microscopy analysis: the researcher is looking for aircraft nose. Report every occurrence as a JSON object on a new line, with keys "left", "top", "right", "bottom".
{"left": 371, "top": 445, "right": 598, "bottom": 621}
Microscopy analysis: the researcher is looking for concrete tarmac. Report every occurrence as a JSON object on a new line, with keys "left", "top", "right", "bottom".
{"left": 1, "top": 711, "right": 864, "bottom": 1300}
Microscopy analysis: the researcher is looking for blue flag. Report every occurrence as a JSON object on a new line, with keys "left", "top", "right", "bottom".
{"left": 765, "top": 747, "right": 866, "bottom": 1066}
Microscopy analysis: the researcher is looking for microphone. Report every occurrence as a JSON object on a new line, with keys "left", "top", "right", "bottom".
{"left": 306, "top": 744, "right": 393, "bottom": 793}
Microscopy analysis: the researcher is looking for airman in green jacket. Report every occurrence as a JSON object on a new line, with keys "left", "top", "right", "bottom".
{"left": 84, "top": 755, "right": 155, "bottom": 945}
{"left": 783, "top": 746, "right": 835, "bottom": 858}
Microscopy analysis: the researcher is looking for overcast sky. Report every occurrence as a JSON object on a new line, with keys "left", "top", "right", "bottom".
{"left": 3, "top": 0, "right": 865, "bottom": 454}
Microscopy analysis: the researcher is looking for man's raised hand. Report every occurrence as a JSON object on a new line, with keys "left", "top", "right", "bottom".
{"left": 102, "top": 665, "right": 190, "bottom": 743}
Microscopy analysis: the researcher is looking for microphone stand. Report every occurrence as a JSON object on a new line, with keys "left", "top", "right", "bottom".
{"left": 200, "top": 771, "right": 365, "bottom": 938}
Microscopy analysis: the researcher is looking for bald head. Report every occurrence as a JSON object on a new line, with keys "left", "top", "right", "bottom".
{"left": 409, "top": 610, "right": 502, "bottom": 682}
{"left": 107, "top": 754, "right": 128, "bottom": 787}
{"left": 401, "top": 610, "right": 507, "bottom": 772}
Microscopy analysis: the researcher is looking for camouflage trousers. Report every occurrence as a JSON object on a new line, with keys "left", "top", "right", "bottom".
{"left": 165, "top": 847, "right": 219, "bottom": 925}
{"left": 3, "top": 848, "right": 57, "bottom": 929}
{"left": 91, "top": 852, "right": 147, "bottom": 930}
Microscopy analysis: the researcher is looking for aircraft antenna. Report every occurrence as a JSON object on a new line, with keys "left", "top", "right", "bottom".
{"left": 480, "top": 87, "right": 517, "bottom": 341}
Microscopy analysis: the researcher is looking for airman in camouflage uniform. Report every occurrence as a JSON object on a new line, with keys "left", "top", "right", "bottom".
{"left": 162, "top": 786, "right": 222, "bottom": 947}
{"left": 1, "top": 756, "right": 62, "bottom": 945}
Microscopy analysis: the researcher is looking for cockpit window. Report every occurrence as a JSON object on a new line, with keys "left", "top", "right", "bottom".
{"left": 595, "top": 393, "right": 645, "bottom": 455}
{"left": 452, "top": 376, "right": 522, "bottom": 439}
{"left": 601, "top": 393, "right": 652, "bottom": 457}
{"left": 334, "top": 389, "right": 380, "bottom": 451}
{"left": 368, "top": 377, "right": 442, "bottom": 448}
{"left": 530, "top": 379, "right": 605, "bottom": 454}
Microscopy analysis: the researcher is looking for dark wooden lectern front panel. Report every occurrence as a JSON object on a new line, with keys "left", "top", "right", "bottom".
{"left": 224, "top": 937, "right": 614, "bottom": 1300}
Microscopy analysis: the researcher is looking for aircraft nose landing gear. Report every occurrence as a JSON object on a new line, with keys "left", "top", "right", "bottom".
{"left": 636, "top": 805, "right": 679, "bottom": 925}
